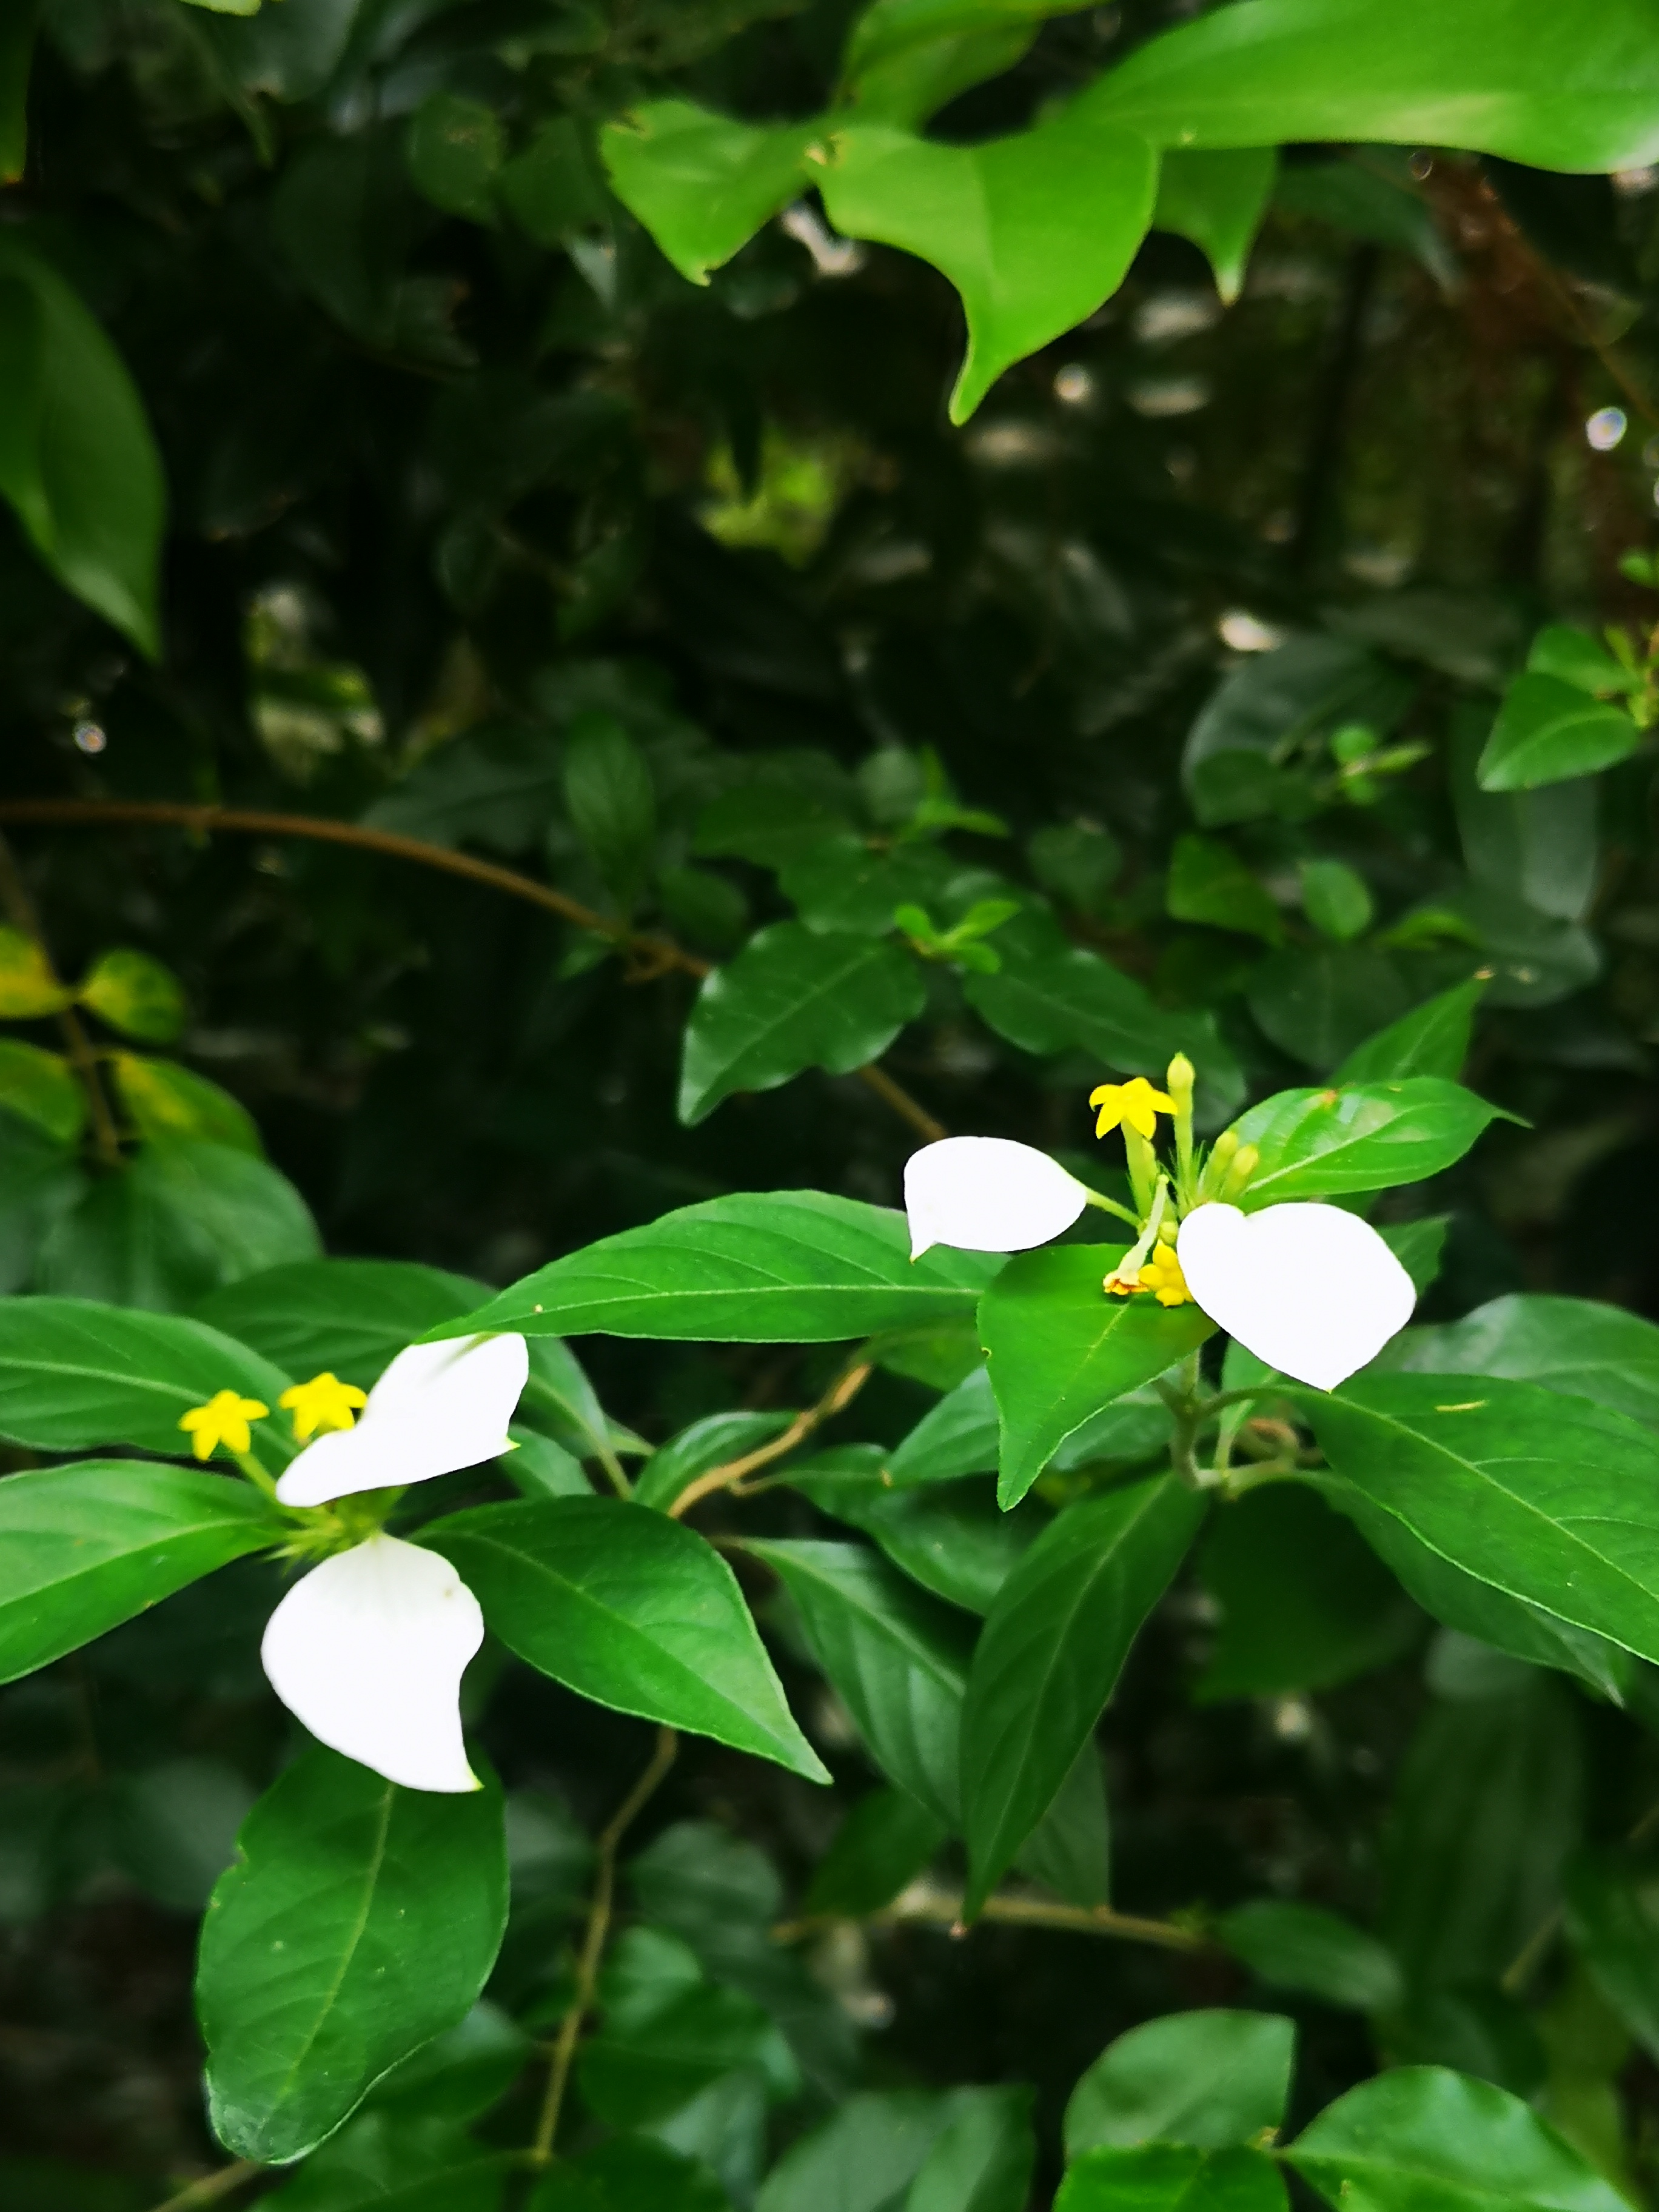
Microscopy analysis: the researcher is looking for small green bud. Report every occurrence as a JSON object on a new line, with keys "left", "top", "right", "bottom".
{"left": 1165, "top": 1051, "right": 1195, "bottom": 1104}
{"left": 1221, "top": 1142, "right": 1258, "bottom": 1200}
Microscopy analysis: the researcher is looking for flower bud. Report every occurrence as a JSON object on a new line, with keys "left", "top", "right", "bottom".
{"left": 1165, "top": 1052, "right": 1195, "bottom": 1104}
{"left": 1221, "top": 1142, "right": 1258, "bottom": 1201}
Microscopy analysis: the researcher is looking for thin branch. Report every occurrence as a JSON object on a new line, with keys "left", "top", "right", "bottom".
{"left": 146, "top": 2160, "right": 261, "bottom": 2212}
{"left": 666, "top": 1359, "right": 873, "bottom": 1521}
{"left": 530, "top": 1726, "right": 678, "bottom": 2165}
{"left": 0, "top": 799, "right": 948, "bottom": 1146}
{"left": 775, "top": 1880, "right": 1205, "bottom": 1954}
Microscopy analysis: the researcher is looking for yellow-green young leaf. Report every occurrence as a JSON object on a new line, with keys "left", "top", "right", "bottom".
{"left": 1, "top": 0, "right": 40, "bottom": 183}
{"left": 176, "top": 0, "right": 261, "bottom": 14}
{"left": 819, "top": 111, "right": 1156, "bottom": 424}
{"left": 1076, "top": 0, "right": 1659, "bottom": 173}
{"left": 0, "top": 923, "right": 70, "bottom": 1017}
{"left": 0, "top": 240, "right": 164, "bottom": 657}
{"left": 600, "top": 101, "right": 823, "bottom": 285}
{"left": 110, "top": 1054, "right": 261, "bottom": 1155}
{"left": 1477, "top": 672, "right": 1640, "bottom": 792}
{"left": 78, "top": 948, "right": 186, "bottom": 1042}
{"left": 406, "top": 91, "right": 503, "bottom": 223}
{"left": 1152, "top": 147, "right": 1276, "bottom": 303}
{"left": 0, "top": 1039, "right": 83, "bottom": 1145}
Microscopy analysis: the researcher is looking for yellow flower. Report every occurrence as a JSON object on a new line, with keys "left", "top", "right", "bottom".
{"left": 1103, "top": 1244, "right": 1192, "bottom": 1307}
{"left": 1089, "top": 1076, "right": 1176, "bottom": 1141}
{"left": 179, "top": 1389, "right": 270, "bottom": 1461}
{"left": 280, "top": 1372, "right": 369, "bottom": 1443}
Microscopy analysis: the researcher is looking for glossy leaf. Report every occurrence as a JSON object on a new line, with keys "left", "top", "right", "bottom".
{"left": 1332, "top": 977, "right": 1485, "bottom": 1085}
{"left": 1079, "top": 0, "right": 1659, "bottom": 172}
{"left": 0, "top": 1459, "right": 281, "bottom": 1682}
{"left": 435, "top": 1191, "right": 1002, "bottom": 1344}
{"left": 819, "top": 110, "right": 1156, "bottom": 423}
{"left": 1057, "top": 2147, "right": 1289, "bottom": 2212}
{"left": 960, "top": 1478, "right": 1204, "bottom": 1910}
{"left": 423, "top": 1499, "right": 827, "bottom": 1781}
{"left": 1152, "top": 148, "right": 1276, "bottom": 304}
{"left": 746, "top": 1538, "right": 972, "bottom": 1823}
{"left": 906, "top": 2084, "right": 1035, "bottom": 2212}
{"left": 0, "top": 1296, "right": 292, "bottom": 1463}
{"left": 1217, "top": 1901, "right": 1404, "bottom": 2014}
{"left": 888, "top": 1365, "right": 998, "bottom": 1488}
{"left": 679, "top": 922, "right": 924, "bottom": 1126}
{"left": 1289, "top": 2065, "right": 1627, "bottom": 2212}
{"left": 0, "top": 236, "right": 165, "bottom": 655}
{"left": 790, "top": 1449, "right": 1040, "bottom": 1613}
{"left": 1064, "top": 2010, "right": 1294, "bottom": 2156}
{"left": 1301, "top": 1375, "right": 1659, "bottom": 1664}
{"left": 979, "top": 1244, "right": 1213, "bottom": 1506}
{"left": 0, "top": 1041, "right": 82, "bottom": 1147}
{"left": 195, "top": 1258, "right": 488, "bottom": 1392}
{"left": 1372, "top": 1292, "right": 1659, "bottom": 1430}
{"left": 1226, "top": 1078, "right": 1503, "bottom": 1207}
{"left": 1477, "top": 673, "right": 1638, "bottom": 793}
{"left": 600, "top": 101, "right": 821, "bottom": 284}
{"left": 199, "top": 1746, "right": 509, "bottom": 2164}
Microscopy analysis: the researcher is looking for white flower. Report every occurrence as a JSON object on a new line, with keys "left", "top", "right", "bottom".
{"left": 275, "top": 1334, "right": 529, "bottom": 1507}
{"left": 1176, "top": 1201, "right": 1416, "bottom": 1392}
{"left": 261, "top": 1535, "right": 483, "bottom": 1793}
{"left": 904, "top": 1136, "right": 1088, "bottom": 1258}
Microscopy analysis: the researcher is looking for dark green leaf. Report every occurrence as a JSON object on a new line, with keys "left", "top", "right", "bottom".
{"left": 601, "top": 101, "right": 820, "bottom": 285}
{"left": 365, "top": 2003, "right": 532, "bottom": 2123}
{"left": 406, "top": 92, "right": 503, "bottom": 224}
{"left": 112, "top": 1754, "right": 254, "bottom": 1913}
{"left": 979, "top": 1244, "right": 1213, "bottom": 1506}
{"left": 634, "top": 1410, "right": 798, "bottom": 1511}
{"left": 756, "top": 2090, "right": 964, "bottom": 2212}
{"left": 193, "top": 1258, "right": 487, "bottom": 1392}
{"left": 265, "top": 2113, "right": 511, "bottom": 2212}
{"left": 1245, "top": 946, "right": 1409, "bottom": 1071}
{"left": 1152, "top": 148, "right": 1276, "bottom": 303}
{"left": 888, "top": 1366, "right": 998, "bottom": 1487}
{"left": 0, "top": 1461, "right": 280, "bottom": 1682}
{"left": 1333, "top": 978, "right": 1486, "bottom": 1084}
{"left": 1563, "top": 1849, "right": 1659, "bottom": 2062}
{"left": 581, "top": 1969, "right": 782, "bottom": 2126}
{"left": 1299, "top": 859, "right": 1375, "bottom": 943}
{"left": 960, "top": 1479, "right": 1204, "bottom": 1911}
{"left": 563, "top": 2137, "right": 732, "bottom": 2212}
{"left": 1216, "top": 1902, "right": 1404, "bottom": 2014}
{"left": 1378, "top": 1217, "right": 1450, "bottom": 1296}
{"left": 906, "top": 2085, "right": 1035, "bottom": 2212}
{"left": 1064, "top": 2011, "right": 1295, "bottom": 2156}
{"left": 199, "top": 1747, "right": 509, "bottom": 2163}
{"left": 790, "top": 1452, "right": 1041, "bottom": 1614}
{"left": 1057, "top": 2147, "right": 1289, "bottom": 2212}
{"left": 563, "top": 711, "right": 657, "bottom": 905}
{"left": 423, "top": 1499, "right": 827, "bottom": 1781}
{"left": 1227, "top": 1079, "right": 1502, "bottom": 1205}
{"left": 435, "top": 1191, "right": 1002, "bottom": 1344}
{"left": 745, "top": 1538, "right": 971, "bottom": 1823}
{"left": 1478, "top": 673, "right": 1639, "bottom": 793}
{"left": 1167, "top": 834, "right": 1283, "bottom": 944}
{"left": 1014, "top": 1739, "right": 1110, "bottom": 1909}
{"left": 1450, "top": 703, "right": 1597, "bottom": 923}
{"left": 805, "top": 1788, "right": 947, "bottom": 1917}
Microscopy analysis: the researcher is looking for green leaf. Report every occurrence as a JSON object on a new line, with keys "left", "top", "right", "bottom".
{"left": 600, "top": 101, "right": 820, "bottom": 285}
{"left": 1225, "top": 1078, "right": 1503, "bottom": 1206}
{"left": 555, "top": 2138, "right": 732, "bottom": 2212}
{"left": 634, "top": 1410, "right": 798, "bottom": 1511}
{"left": 756, "top": 2091, "right": 966, "bottom": 2212}
{"left": 406, "top": 92, "right": 503, "bottom": 223}
{"left": 78, "top": 948, "right": 185, "bottom": 1044}
{"left": 1299, "top": 859, "right": 1375, "bottom": 943}
{"left": 0, "top": 1295, "right": 292, "bottom": 1463}
{"left": 819, "top": 110, "right": 1156, "bottom": 424}
{"left": 1526, "top": 624, "right": 1640, "bottom": 697}
{"left": 199, "top": 1746, "right": 509, "bottom": 2165}
{"left": 422, "top": 1499, "right": 828, "bottom": 1781}
{"left": 1289, "top": 2065, "right": 1627, "bottom": 2212}
{"left": 1057, "top": 2147, "right": 1289, "bottom": 2212}
{"left": 1078, "top": 0, "right": 1659, "bottom": 172}
{"left": 804, "top": 1788, "right": 947, "bottom": 1917}
{"left": 110, "top": 1056, "right": 261, "bottom": 1155}
{"left": 194, "top": 1258, "right": 488, "bottom": 1391}
{"left": 0, "top": 238, "right": 164, "bottom": 656}
{"left": 1450, "top": 702, "right": 1597, "bottom": 925}
{"left": 563, "top": 711, "right": 657, "bottom": 907}
{"left": 790, "top": 1449, "right": 1041, "bottom": 1614}
{"left": 1477, "top": 673, "right": 1639, "bottom": 793}
{"left": 0, "top": 1041, "right": 83, "bottom": 1147}
{"left": 1274, "top": 156, "right": 1458, "bottom": 290}
{"left": 1563, "top": 1849, "right": 1659, "bottom": 2062}
{"left": 906, "top": 2085, "right": 1035, "bottom": 2212}
{"left": 979, "top": 1244, "right": 1213, "bottom": 1506}
{"left": 0, "top": 1, "right": 39, "bottom": 184}
{"left": 1167, "top": 834, "right": 1283, "bottom": 944}
{"left": 1183, "top": 634, "right": 1409, "bottom": 828}
{"left": 1333, "top": 977, "right": 1486, "bottom": 1084}
{"left": 432, "top": 1191, "right": 1002, "bottom": 1344}
{"left": 261, "top": 2113, "right": 511, "bottom": 2211}
{"left": 1245, "top": 947, "right": 1409, "bottom": 1071}
{"left": 1373, "top": 1292, "right": 1659, "bottom": 1431}
{"left": 1014, "top": 1738, "right": 1110, "bottom": 1909}
{"left": 1301, "top": 1376, "right": 1659, "bottom": 1666}
{"left": 1064, "top": 2011, "right": 1295, "bottom": 2156}
{"left": 38, "top": 1140, "right": 320, "bottom": 1312}
{"left": 0, "top": 925, "right": 71, "bottom": 1018}
{"left": 679, "top": 922, "right": 925, "bottom": 1125}
{"left": 840, "top": 0, "right": 1091, "bottom": 127}
{"left": 1152, "top": 148, "right": 1276, "bottom": 304}
{"left": 581, "top": 1958, "right": 785, "bottom": 2126}
{"left": 1195, "top": 1484, "right": 1418, "bottom": 1701}
{"left": 1216, "top": 1901, "right": 1404, "bottom": 2014}
{"left": 1379, "top": 1217, "right": 1449, "bottom": 1296}
{"left": 744, "top": 1538, "right": 971, "bottom": 1824}
{"left": 888, "top": 1366, "right": 997, "bottom": 1487}
{"left": 780, "top": 836, "right": 956, "bottom": 937}
{"left": 960, "top": 1478, "right": 1203, "bottom": 1911}
{"left": 365, "top": 2003, "right": 532, "bottom": 2123}
{"left": 0, "top": 1459, "right": 280, "bottom": 1682}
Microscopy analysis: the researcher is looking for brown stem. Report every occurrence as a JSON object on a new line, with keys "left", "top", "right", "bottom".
{"left": 774, "top": 1884, "right": 1205, "bottom": 1954}
{"left": 0, "top": 830, "right": 124, "bottom": 1165}
{"left": 146, "top": 2160, "right": 261, "bottom": 2212}
{"left": 0, "top": 800, "right": 948, "bottom": 1144}
{"left": 666, "top": 1359, "right": 873, "bottom": 1521}
{"left": 530, "top": 1726, "right": 678, "bottom": 2165}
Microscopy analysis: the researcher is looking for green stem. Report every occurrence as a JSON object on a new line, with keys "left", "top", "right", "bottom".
{"left": 1081, "top": 1186, "right": 1141, "bottom": 1230}
{"left": 230, "top": 1449, "right": 280, "bottom": 1502}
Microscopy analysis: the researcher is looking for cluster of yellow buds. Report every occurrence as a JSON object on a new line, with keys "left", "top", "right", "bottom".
{"left": 1089, "top": 1051, "right": 1252, "bottom": 1308}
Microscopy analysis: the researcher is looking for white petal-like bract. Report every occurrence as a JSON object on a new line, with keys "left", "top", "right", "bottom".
{"left": 261, "top": 1535, "right": 483, "bottom": 1792}
{"left": 1176, "top": 1201, "right": 1416, "bottom": 1392}
{"left": 904, "top": 1136, "right": 1087, "bottom": 1258}
{"left": 276, "top": 1333, "right": 528, "bottom": 1507}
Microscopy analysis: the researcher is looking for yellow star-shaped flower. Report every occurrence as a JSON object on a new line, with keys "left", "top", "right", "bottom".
{"left": 1089, "top": 1076, "right": 1175, "bottom": 1141}
{"left": 280, "top": 1372, "right": 369, "bottom": 1442}
{"left": 179, "top": 1389, "right": 270, "bottom": 1461}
